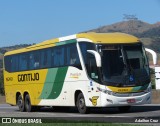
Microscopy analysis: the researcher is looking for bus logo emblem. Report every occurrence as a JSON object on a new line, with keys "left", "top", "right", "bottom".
{"left": 90, "top": 96, "right": 99, "bottom": 106}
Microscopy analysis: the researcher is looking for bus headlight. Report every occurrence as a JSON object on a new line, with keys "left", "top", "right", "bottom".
{"left": 97, "top": 87, "right": 113, "bottom": 95}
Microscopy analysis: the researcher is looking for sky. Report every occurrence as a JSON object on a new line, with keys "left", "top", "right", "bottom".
{"left": 0, "top": 0, "right": 160, "bottom": 47}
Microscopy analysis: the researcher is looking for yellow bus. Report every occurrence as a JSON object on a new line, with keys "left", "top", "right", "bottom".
{"left": 3, "top": 32, "right": 151, "bottom": 114}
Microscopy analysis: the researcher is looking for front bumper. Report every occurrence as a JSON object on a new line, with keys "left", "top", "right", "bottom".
{"left": 100, "top": 91, "right": 151, "bottom": 107}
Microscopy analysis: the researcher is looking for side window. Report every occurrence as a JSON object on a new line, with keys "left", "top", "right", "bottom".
{"left": 51, "top": 49, "right": 54, "bottom": 67}
{"left": 5, "top": 55, "right": 18, "bottom": 72}
{"left": 79, "top": 43, "right": 87, "bottom": 65}
{"left": 29, "top": 51, "right": 40, "bottom": 70}
{"left": 12, "top": 55, "right": 19, "bottom": 72}
{"left": 19, "top": 54, "right": 28, "bottom": 71}
{"left": 40, "top": 49, "right": 51, "bottom": 68}
{"left": 79, "top": 42, "right": 96, "bottom": 64}
{"left": 87, "top": 53, "right": 99, "bottom": 81}
{"left": 79, "top": 42, "right": 99, "bottom": 82}
{"left": 29, "top": 53, "right": 34, "bottom": 70}
{"left": 53, "top": 46, "right": 65, "bottom": 67}
{"left": 66, "top": 44, "right": 82, "bottom": 69}
{"left": 34, "top": 52, "right": 40, "bottom": 69}
{"left": 59, "top": 47, "right": 64, "bottom": 66}
{"left": 52, "top": 48, "right": 56, "bottom": 67}
{"left": 4, "top": 56, "right": 11, "bottom": 72}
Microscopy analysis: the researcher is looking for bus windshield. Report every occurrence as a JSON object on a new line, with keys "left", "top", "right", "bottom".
{"left": 99, "top": 43, "right": 150, "bottom": 87}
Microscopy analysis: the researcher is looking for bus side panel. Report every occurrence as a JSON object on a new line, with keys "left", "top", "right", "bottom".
{"left": 60, "top": 66, "right": 101, "bottom": 107}
{"left": 4, "top": 69, "right": 48, "bottom": 106}
{"left": 4, "top": 66, "right": 101, "bottom": 107}
{"left": 4, "top": 71, "right": 16, "bottom": 105}
{"left": 38, "top": 67, "right": 69, "bottom": 106}
{"left": 4, "top": 85, "right": 16, "bottom": 105}
{"left": 38, "top": 67, "right": 101, "bottom": 107}
{"left": 38, "top": 66, "right": 83, "bottom": 106}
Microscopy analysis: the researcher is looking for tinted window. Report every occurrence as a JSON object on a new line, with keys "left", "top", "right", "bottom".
{"left": 41, "top": 49, "right": 51, "bottom": 68}
{"left": 79, "top": 42, "right": 99, "bottom": 81}
{"left": 29, "top": 51, "right": 40, "bottom": 70}
{"left": 53, "top": 46, "right": 65, "bottom": 67}
{"left": 4, "top": 56, "right": 11, "bottom": 72}
{"left": 4, "top": 43, "right": 82, "bottom": 72}
{"left": 4, "top": 55, "right": 18, "bottom": 72}
{"left": 19, "top": 54, "right": 28, "bottom": 71}
{"left": 66, "top": 44, "right": 82, "bottom": 69}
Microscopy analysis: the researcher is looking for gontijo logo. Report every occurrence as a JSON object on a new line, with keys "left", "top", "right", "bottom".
{"left": 18, "top": 73, "right": 39, "bottom": 82}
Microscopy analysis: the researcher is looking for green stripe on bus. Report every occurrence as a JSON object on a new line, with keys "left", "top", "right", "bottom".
{"left": 56, "top": 39, "right": 76, "bottom": 46}
{"left": 39, "top": 67, "right": 68, "bottom": 99}
{"left": 131, "top": 86, "right": 141, "bottom": 92}
{"left": 39, "top": 68, "right": 58, "bottom": 99}
{"left": 47, "top": 67, "right": 68, "bottom": 99}
{"left": 139, "top": 84, "right": 149, "bottom": 90}
{"left": 131, "top": 84, "right": 149, "bottom": 92}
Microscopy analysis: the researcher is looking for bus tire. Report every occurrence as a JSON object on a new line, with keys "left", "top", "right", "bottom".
{"left": 24, "top": 94, "right": 32, "bottom": 112}
{"left": 118, "top": 106, "right": 130, "bottom": 113}
{"left": 76, "top": 93, "right": 89, "bottom": 114}
{"left": 17, "top": 95, "right": 25, "bottom": 112}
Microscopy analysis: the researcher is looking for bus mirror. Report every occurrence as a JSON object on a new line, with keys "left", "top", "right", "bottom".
{"left": 145, "top": 48, "right": 157, "bottom": 65}
{"left": 87, "top": 50, "right": 102, "bottom": 67}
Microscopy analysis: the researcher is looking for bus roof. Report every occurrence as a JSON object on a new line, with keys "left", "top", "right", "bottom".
{"left": 5, "top": 32, "right": 140, "bottom": 56}
{"left": 77, "top": 32, "right": 139, "bottom": 43}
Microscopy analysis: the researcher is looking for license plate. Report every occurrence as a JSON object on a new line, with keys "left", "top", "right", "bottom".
{"left": 127, "top": 99, "right": 135, "bottom": 103}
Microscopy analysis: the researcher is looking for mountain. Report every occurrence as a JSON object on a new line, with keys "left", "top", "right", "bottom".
{"left": 89, "top": 20, "right": 159, "bottom": 33}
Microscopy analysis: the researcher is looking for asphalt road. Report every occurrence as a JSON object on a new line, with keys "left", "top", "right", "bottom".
{"left": 0, "top": 104, "right": 160, "bottom": 123}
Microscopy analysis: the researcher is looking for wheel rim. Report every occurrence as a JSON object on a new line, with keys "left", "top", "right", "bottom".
{"left": 18, "top": 98, "right": 23, "bottom": 109}
{"left": 26, "top": 99, "right": 30, "bottom": 110}
{"left": 79, "top": 98, "right": 85, "bottom": 109}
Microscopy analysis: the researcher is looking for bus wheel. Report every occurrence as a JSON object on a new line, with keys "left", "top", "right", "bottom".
{"left": 24, "top": 94, "right": 32, "bottom": 112}
{"left": 17, "top": 95, "right": 25, "bottom": 112}
{"left": 118, "top": 106, "right": 131, "bottom": 113}
{"left": 76, "top": 93, "right": 89, "bottom": 114}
